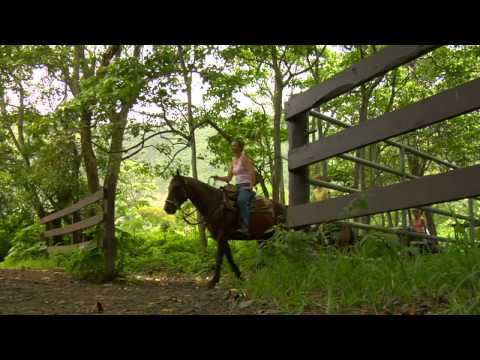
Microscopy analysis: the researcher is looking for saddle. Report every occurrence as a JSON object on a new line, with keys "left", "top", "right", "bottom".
{"left": 221, "top": 184, "right": 274, "bottom": 215}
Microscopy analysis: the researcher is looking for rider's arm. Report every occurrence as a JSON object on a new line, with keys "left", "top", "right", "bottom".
{"left": 422, "top": 219, "right": 430, "bottom": 234}
{"left": 215, "top": 164, "right": 233, "bottom": 183}
{"left": 243, "top": 156, "right": 256, "bottom": 185}
{"left": 227, "top": 164, "right": 234, "bottom": 182}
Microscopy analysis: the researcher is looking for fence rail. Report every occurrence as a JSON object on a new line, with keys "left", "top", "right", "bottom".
{"left": 286, "top": 45, "right": 478, "bottom": 241}
{"left": 39, "top": 188, "right": 106, "bottom": 249}
{"left": 289, "top": 165, "right": 480, "bottom": 227}
{"left": 289, "top": 78, "right": 480, "bottom": 170}
{"left": 285, "top": 45, "right": 440, "bottom": 119}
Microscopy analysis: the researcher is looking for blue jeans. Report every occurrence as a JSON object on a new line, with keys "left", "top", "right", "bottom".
{"left": 237, "top": 184, "right": 254, "bottom": 229}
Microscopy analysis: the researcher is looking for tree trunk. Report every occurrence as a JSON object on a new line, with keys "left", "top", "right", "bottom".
{"left": 190, "top": 129, "right": 207, "bottom": 247}
{"left": 70, "top": 139, "right": 83, "bottom": 243}
{"left": 80, "top": 110, "right": 100, "bottom": 194}
{"left": 256, "top": 171, "right": 270, "bottom": 199}
{"left": 317, "top": 116, "right": 328, "bottom": 178}
{"left": 387, "top": 212, "right": 394, "bottom": 228}
{"left": 177, "top": 45, "right": 208, "bottom": 248}
{"left": 272, "top": 73, "right": 285, "bottom": 205}
{"left": 103, "top": 112, "right": 128, "bottom": 280}
{"left": 102, "top": 45, "right": 142, "bottom": 280}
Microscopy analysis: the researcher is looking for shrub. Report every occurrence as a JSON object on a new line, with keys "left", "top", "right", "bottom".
{"left": 4, "top": 223, "right": 48, "bottom": 262}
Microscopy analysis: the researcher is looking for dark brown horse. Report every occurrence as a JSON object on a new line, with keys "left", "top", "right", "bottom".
{"left": 164, "top": 173, "right": 286, "bottom": 289}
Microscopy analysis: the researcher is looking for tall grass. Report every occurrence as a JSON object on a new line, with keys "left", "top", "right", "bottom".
{"left": 239, "top": 229, "right": 480, "bottom": 314}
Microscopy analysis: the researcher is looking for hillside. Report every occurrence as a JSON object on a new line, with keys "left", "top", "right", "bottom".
{"left": 127, "top": 126, "right": 290, "bottom": 205}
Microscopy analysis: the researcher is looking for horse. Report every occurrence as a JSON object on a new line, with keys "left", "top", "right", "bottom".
{"left": 164, "top": 172, "right": 286, "bottom": 289}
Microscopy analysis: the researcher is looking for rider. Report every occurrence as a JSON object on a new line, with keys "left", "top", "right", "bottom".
{"left": 213, "top": 139, "right": 256, "bottom": 236}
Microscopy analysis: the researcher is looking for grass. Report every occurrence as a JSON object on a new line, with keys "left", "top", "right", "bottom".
{"left": 4, "top": 222, "right": 480, "bottom": 315}
{"left": 0, "top": 256, "right": 65, "bottom": 270}
{"left": 236, "top": 231, "right": 480, "bottom": 314}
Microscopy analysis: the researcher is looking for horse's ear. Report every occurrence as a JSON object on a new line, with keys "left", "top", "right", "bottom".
{"left": 176, "top": 169, "right": 181, "bottom": 177}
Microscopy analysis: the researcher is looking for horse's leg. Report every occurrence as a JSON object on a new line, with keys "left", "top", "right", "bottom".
{"left": 224, "top": 241, "right": 242, "bottom": 280}
{"left": 207, "top": 237, "right": 226, "bottom": 290}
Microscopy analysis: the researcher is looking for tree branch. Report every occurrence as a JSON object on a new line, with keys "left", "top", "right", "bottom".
{"left": 204, "top": 118, "right": 232, "bottom": 143}
{"left": 100, "top": 45, "right": 122, "bottom": 67}
{"left": 157, "top": 144, "right": 190, "bottom": 177}
{"left": 243, "top": 92, "right": 269, "bottom": 117}
{"left": 121, "top": 144, "right": 159, "bottom": 161}
{"left": 283, "top": 48, "right": 322, "bottom": 86}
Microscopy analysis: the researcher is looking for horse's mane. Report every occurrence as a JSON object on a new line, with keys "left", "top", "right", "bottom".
{"left": 179, "top": 176, "right": 222, "bottom": 193}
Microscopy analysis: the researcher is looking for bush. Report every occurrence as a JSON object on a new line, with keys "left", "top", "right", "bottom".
{"left": 0, "top": 213, "right": 33, "bottom": 261}
{"left": 4, "top": 223, "right": 48, "bottom": 262}
{"left": 0, "top": 229, "right": 10, "bottom": 261}
{"left": 64, "top": 247, "right": 107, "bottom": 282}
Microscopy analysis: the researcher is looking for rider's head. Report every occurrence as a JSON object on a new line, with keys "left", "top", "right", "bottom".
{"left": 231, "top": 139, "right": 244, "bottom": 156}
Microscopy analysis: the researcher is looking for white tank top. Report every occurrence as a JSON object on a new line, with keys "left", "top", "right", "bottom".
{"left": 232, "top": 153, "right": 252, "bottom": 185}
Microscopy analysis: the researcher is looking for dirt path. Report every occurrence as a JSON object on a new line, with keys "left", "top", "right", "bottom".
{"left": 0, "top": 269, "right": 279, "bottom": 315}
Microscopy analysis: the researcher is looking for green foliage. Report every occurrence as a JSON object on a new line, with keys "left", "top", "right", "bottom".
{"left": 4, "top": 223, "right": 47, "bottom": 262}
{"left": 64, "top": 247, "right": 106, "bottom": 282}
{"left": 237, "top": 228, "right": 480, "bottom": 314}
{"left": 115, "top": 225, "right": 216, "bottom": 275}
{"left": 3, "top": 44, "right": 480, "bottom": 314}
{"left": 0, "top": 256, "right": 66, "bottom": 270}
{"left": 0, "top": 229, "right": 10, "bottom": 261}
{"left": 0, "top": 213, "right": 29, "bottom": 261}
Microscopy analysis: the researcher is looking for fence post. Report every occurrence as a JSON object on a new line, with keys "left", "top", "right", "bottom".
{"left": 468, "top": 198, "right": 476, "bottom": 242}
{"left": 288, "top": 110, "right": 309, "bottom": 209}
{"left": 400, "top": 146, "right": 407, "bottom": 228}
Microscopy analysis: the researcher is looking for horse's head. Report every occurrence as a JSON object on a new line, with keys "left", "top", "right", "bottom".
{"left": 164, "top": 172, "right": 188, "bottom": 214}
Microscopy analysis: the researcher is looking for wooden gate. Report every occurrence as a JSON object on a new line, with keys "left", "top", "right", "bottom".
{"left": 285, "top": 45, "right": 480, "bottom": 239}
{"left": 39, "top": 188, "right": 106, "bottom": 254}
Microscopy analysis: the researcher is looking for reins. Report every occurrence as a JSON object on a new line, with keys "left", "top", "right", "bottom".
{"left": 179, "top": 176, "right": 224, "bottom": 226}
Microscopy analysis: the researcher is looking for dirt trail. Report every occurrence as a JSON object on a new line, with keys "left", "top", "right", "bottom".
{"left": 0, "top": 269, "right": 279, "bottom": 315}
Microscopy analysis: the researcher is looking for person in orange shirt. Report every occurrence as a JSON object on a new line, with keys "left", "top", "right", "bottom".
{"left": 409, "top": 209, "right": 428, "bottom": 234}
{"left": 312, "top": 175, "right": 331, "bottom": 202}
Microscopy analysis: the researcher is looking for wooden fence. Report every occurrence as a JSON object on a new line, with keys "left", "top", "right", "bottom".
{"left": 285, "top": 45, "right": 480, "bottom": 240}
{"left": 39, "top": 188, "right": 106, "bottom": 254}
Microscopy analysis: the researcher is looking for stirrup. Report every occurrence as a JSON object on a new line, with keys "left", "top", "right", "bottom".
{"left": 237, "top": 227, "right": 249, "bottom": 235}
{"left": 232, "top": 227, "right": 250, "bottom": 238}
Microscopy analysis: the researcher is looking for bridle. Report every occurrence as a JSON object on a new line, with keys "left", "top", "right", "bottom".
{"left": 165, "top": 179, "right": 189, "bottom": 211}
{"left": 166, "top": 176, "right": 224, "bottom": 226}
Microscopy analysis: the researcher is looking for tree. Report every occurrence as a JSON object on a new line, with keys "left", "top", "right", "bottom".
{"left": 219, "top": 46, "right": 326, "bottom": 205}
